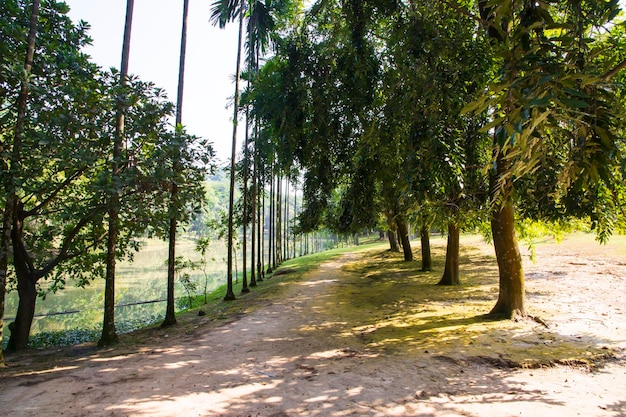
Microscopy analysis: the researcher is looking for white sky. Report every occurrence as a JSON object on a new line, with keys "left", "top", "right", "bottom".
{"left": 66, "top": 0, "right": 240, "bottom": 163}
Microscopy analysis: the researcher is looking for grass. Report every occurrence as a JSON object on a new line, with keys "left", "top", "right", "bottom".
{"left": 1, "top": 234, "right": 364, "bottom": 349}
{"left": 312, "top": 233, "right": 623, "bottom": 368}
{"left": 4, "top": 231, "right": 624, "bottom": 370}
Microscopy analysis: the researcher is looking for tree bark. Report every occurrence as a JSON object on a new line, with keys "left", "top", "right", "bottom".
{"left": 161, "top": 213, "right": 177, "bottom": 327}
{"left": 489, "top": 197, "right": 525, "bottom": 318}
{"left": 438, "top": 221, "right": 460, "bottom": 285}
{"left": 396, "top": 217, "right": 413, "bottom": 261}
{"left": 420, "top": 224, "right": 432, "bottom": 271}
{"left": 387, "top": 230, "right": 400, "bottom": 252}
{"left": 7, "top": 206, "right": 37, "bottom": 351}
{"left": 386, "top": 211, "right": 400, "bottom": 252}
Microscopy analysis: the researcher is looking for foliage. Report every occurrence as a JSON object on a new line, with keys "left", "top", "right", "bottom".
{"left": 1, "top": 0, "right": 214, "bottom": 349}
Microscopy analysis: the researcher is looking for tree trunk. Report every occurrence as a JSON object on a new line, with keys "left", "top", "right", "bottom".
{"left": 387, "top": 230, "right": 400, "bottom": 252}
{"left": 241, "top": 103, "right": 249, "bottom": 293}
{"left": 225, "top": 0, "right": 246, "bottom": 301}
{"left": 489, "top": 198, "right": 525, "bottom": 318}
{"left": 161, "top": 215, "right": 177, "bottom": 326}
{"left": 100, "top": 0, "right": 134, "bottom": 346}
{"left": 267, "top": 170, "right": 274, "bottom": 274}
{"left": 386, "top": 211, "right": 400, "bottom": 252}
{"left": 438, "top": 221, "right": 460, "bottom": 285}
{"left": 478, "top": 0, "right": 526, "bottom": 320}
{"left": 6, "top": 273, "right": 36, "bottom": 352}
{"left": 275, "top": 175, "right": 282, "bottom": 267}
{"left": 259, "top": 181, "right": 265, "bottom": 280}
{"left": 249, "top": 134, "right": 257, "bottom": 287}
{"left": 420, "top": 224, "right": 432, "bottom": 271}
{"left": 7, "top": 206, "right": 37, "bottom": 351}
{"left": 396, "top": 217, "right": 413, "bottom": 261}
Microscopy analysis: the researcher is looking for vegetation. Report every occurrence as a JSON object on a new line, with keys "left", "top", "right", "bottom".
{"left": 2, "top": 0, "right": 626, "bottom": 368}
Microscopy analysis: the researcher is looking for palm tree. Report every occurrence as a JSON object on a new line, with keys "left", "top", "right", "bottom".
{"left": 162, "top": 0, "right": 191, "bottom": 326}
{"left": 99, "top": 0, "right": 135, "bottom": 347}
{"left": 211, "top": 0, "right": 246, "bottom": 300}
{"left": 211, "top": 0, "right": 297, "bottom": 299}
{"left": 0, "top": 0, "right": 41, "bottom": 366}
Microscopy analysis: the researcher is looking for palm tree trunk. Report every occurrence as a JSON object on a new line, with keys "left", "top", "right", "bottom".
{"left": 225, "top": 0, "right": 246, "bottom": 301}
{"left": 249, "top": 128, "right": 257, "bottom": 287}
{"left": 267, "top": 167, "right": 274, "bottom": 274}
{"left": 100, "top": 0, "right": 134, "bottom": 347}
{"left": 241, "top": 111, "right": 250, "bottom": 294}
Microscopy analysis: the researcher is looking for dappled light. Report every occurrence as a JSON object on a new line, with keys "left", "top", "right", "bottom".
{"left": 2, "top": 237, "right": 626, "bottom": 416}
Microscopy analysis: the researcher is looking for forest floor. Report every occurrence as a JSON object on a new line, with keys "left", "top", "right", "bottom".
{"left": 1, "top": 234, "right": 626, "bottom": 417}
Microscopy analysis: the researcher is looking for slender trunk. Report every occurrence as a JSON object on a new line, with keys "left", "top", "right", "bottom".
{"left": 293, "top": 184, "right": 297, "bottom": 259}
{"left": 241, "top": 122, "right": 249, "bottom": 294}
{"left": 267, "top": 170, "right": 274, "bottom": 274}
{"left": 420, "top": 224, "right": 432, "bottom": 271}
{"left": 283, "top": 180, "right": 288, "bottom": 261}
{"left": 100, "top": 0, "right": 134, "bottom": 346}
{"left": 163, "top": 0, "right": 190, "bottom": 327}
{"left": 249, "top": 134, "right": 257, "bottom": 287}
{"left": 275, "top": 175, "right": 281, "bottom": 267}
{"left": 438, "top": 222, "right": 460, "bottom": 285}
{"left": 1, "top": 0, "right": 40, "bottom": 363}
{"left": 396, "top": 217, "right": 413, "bottom": 261}
{"left": 225, "top": 0, "right": 246, "bottom": 301}
{"left": 162, "top": 215, "right": 177, "bottom": 326}
{"left": 260, "top": 182, "right": 265, "bottom": 280}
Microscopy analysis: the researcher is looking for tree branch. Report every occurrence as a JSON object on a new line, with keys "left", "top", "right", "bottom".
{"left": 602, "top": 58, "right": 626, "bottom": 81}
{"left": 23, "top": 169, "right": 86, "bottom": 218}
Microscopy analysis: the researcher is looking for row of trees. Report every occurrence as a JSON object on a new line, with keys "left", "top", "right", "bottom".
{"left": 0, "top": 0, "right": 212, "bottom": 364}
{"left": 221, "top": 0, "right": 626, "bottom": 320}
{"left": 2, "top": 0, "right": 626, "bottom": 366}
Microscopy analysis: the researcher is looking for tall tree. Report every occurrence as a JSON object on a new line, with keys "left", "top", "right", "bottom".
{"left": 471, "top": 0, "right": 625, "bottom": 318}
{"left": 0, "top": 0, "right": 40, "bottom": 364}
{"left": 211, "top": 0, "right": 246, "bottom": 300}
{"left": 162, "top": 0, "right": 191, "bottom": 326}
{"left": 100, "top": 0, "right": 135, "bottom": 346}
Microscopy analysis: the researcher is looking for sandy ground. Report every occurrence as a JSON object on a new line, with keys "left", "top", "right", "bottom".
{"left": 1, "top": 236, "right": 625, "bottom": 417}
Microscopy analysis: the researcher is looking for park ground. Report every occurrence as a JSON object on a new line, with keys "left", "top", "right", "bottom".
{"left": 1, "top": 233, "right": 625, "bottom": 416}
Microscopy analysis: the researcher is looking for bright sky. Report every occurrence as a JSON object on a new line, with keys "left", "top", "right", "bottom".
{"left": 66, "top": 0, "right": 240, "bottom": 163}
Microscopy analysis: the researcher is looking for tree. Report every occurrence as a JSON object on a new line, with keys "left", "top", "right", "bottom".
{"left": 211, "top": 0, "right": 246, "bottom": 301}
{"left": 0, "top": 0, "right": 40, "bottom": 364}
{"left": 471, "top": 0, "right": 625, "bottom": 318}
{"left": 99, "top": 0, "right": 135, "bottom": 347}
{"left": 162, "top": 0, "right": 191, "bottom": 328}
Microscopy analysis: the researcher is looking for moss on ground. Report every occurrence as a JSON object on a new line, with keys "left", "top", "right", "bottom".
{"left": 310, "top": 240, "right": 617, "bottom": 369}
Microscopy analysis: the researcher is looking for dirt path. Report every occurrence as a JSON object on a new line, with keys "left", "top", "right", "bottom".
{"left": 1, "top": 244, "right": 626, "bottom": 417}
